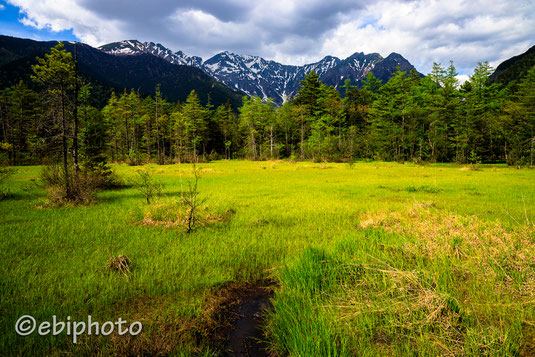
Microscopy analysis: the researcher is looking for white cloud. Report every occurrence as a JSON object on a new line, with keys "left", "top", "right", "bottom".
{"left": 0, "top": 4, "right": 5, "bottom": 10}
{"left": 455, "top": 74, "right": 469, "bottom": 86}
{"left": 6, "top": 0, "right": 535, "bottom": 74}
{"left": 7, "top": 0, "right": 127, "bottom": 46}
{"left": 320, "top": 0, "right": 535, "bottom": 75}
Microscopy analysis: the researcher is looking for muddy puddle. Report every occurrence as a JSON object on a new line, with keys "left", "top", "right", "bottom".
{"left": 224, "top": 286, "right": 273, "bottom": 356}
{"left": 204, "top": 280, "right": 275, "bottom": 356}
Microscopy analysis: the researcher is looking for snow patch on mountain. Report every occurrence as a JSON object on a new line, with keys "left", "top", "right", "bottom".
{"left": 100, "top": 41, "right": 419, "bottom": 105}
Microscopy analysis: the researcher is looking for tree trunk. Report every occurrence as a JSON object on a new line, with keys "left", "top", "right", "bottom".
{"left": 285, "top": 125, "right": 289, "bottom": 156}
{"left": 270, "top": 125, "right": 274, "bottom": 159}
{"left": 251, "top": 130, "right": 256, "bottom": 160}
{"left": 531, "top": 135, "right": 534, "bottom": 168}
{"left": 73, "top": 44, "right": 79, "bottom": 174}
{"left": 155, "top": 91, "right": 161, "bottom": 164}
{"left": 300, "top": 113, "right": 305, "bottom": 160}
{"left": 61, "top": 85, "right": 71, "bottom": 197}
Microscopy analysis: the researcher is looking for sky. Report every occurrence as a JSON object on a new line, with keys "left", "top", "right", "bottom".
{"left": 1, "top": 0, "right": 534, "bottom": 81}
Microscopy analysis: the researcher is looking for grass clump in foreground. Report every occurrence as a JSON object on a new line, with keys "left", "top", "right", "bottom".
{"left": 268, "top": 201, "right": 535, "bottom": 356}
{"left": 0, "top": 161, "right": 534, "bottom": 355}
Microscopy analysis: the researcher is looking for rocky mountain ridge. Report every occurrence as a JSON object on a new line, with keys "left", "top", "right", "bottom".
{"left": 100, "top": 40, "right": 419, "bottom": 104}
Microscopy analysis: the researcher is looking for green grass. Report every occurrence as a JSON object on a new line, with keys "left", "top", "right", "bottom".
{"left": 1, "top": 161, "right": 534, "bottom": 355}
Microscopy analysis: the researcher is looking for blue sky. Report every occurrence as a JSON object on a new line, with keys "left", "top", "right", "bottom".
{"left": 0, "top": 1, "right": 78, "bottom": 42}
{"left": 1, "top": 0, "right": 533, "bottom": 79}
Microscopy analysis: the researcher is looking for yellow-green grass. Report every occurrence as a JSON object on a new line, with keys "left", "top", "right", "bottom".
{"left": 0, "top": 161, "right": 534, "bottom": 355}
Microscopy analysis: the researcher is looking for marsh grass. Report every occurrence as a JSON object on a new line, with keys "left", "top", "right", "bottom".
{"left": 0, "top": 166, "right": 14, "bottom": 199}
{"left": 0, "top": 161, "right": 534, "bottom": 355}
{"left": 268, "top": 202, "right": 535, "bottom": 355}
{"left": 405, "top": 185, "right": 442, "bottom": 193}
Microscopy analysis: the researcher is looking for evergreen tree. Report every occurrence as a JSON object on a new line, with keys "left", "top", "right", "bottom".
{"left": 182, "top": 90, "right": 209, "bottom": 161}
{"left": 294, "top": 70, "right": 322, "bottom": 118}
{"left": 31, "top": 42, "right": 76, "bottom": 197}
{"left": 6, "top": 81, "right": 41, "bottom": 164}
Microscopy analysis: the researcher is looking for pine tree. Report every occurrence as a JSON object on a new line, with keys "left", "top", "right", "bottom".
{"left": 295, "top": 70, "right": 322, "bottom": 118}
{"left": 32, "top": 42, "right": 76, "bottom": 197}
{"left": 182, "top": 90, "right": 208, "bottom": 161}
{"left": 6, "top": 81, "right": 40, "bottom": 164}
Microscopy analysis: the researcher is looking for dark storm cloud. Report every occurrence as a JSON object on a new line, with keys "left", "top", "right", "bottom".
{"left": 74, "top": 0, "right": 369, "bottom": 60}
{"left": 80, "top": 0, "right": 251, "bottom": 22}
{"left": 262, "top": 0, "right": 366, "bottom": 39}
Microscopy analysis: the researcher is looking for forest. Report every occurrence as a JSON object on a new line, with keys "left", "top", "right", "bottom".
{"left": 1, "top": 42, "right": 534, "bottom": 169}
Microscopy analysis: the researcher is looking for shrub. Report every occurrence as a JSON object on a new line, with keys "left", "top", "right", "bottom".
{"left": 469, "top": 150, "right": 481, "bottom": 170}
{"left": 181, "top": 162, "right": 206, "bottom": 233}
{"left": 40, "top": 164, "right": 98, "bottom": 205}
{"left": 131, "top": 167, "right": 163, "bottom": 204}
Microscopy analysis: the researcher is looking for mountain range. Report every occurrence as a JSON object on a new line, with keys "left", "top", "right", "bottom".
{"left": 4, "top": 35, "right": 531, "bottom": 111}
{"left": 100, "top": 40, "right": 419, "bottom": 104}
{"left": 0, "top": 35, "right": 419, "bottom": 108}
{"left": 489, "top": 44, "right": 535, "bottom": 89}
{"left": 0, "top": 35, "right": 244, "bottom": 109}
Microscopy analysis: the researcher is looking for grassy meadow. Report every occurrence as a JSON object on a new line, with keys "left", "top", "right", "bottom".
{"left": 1, "top": 160, "right": 534, "bottom": 355}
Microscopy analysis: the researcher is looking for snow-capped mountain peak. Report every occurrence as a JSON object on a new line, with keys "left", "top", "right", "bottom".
{"left": 99, "top": 41, "right": 203, "bottom": 68}
{"left": 100, "top": 41, "right": 419, "bottom": 105}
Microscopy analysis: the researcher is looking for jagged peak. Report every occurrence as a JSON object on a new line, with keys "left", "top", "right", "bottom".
{"left": 100, "top": 40, "right": 204, "bottom": 67}
{"left": 123, "top": 39, "right": 142, "bottom": 45}
{"left": 385, "top": 52, "right": 406, "bottom": 60}
{"left": 345, "top": 51, "right": 382, "bottom": 61}
{"left": 98, "top": 39, "right": 419, "bottom": 105}
{"left": 320, "top": 55, "right": 339, "bottom": 61}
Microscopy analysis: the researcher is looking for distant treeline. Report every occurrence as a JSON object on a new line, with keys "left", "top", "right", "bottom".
{"left": 1, "top": 43, "right": 534, "bottom": 167}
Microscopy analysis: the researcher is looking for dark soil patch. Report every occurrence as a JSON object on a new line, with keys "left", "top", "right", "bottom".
{"left": 75, "top": 281, "right": 277, "bottom": 355}
{"left": 202, "top": 279, "right": 276, "bottom": 356}
{"left": 225, "top": 288, "right": 274, "bottom": 356}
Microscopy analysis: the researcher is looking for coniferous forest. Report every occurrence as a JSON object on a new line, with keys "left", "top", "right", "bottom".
{"left": 1, "top": 42, "right": 534, "bottom": 170}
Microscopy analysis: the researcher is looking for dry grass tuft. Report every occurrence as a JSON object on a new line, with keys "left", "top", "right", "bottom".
{"left": 106, "top": 254, "right": 132, "bottom": 278}
{"left": 348, "top": 202, "right": 535, "bottom": 354}
{"left": 337, "top": 258, "right": 465, "bottom": 354}
{"left": 140, "top": 202, "right": 234, "bottom": 232}
{"left": 358, "top": 202, "right": 535, "bottom": 282}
